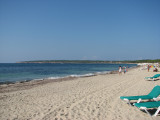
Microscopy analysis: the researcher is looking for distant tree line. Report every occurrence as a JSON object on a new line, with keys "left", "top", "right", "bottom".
{"left": 18, "top": 59, "right": 160, "bottom": 64}
{"left": 120, "top": 59, "right": 160, "bottom": 63}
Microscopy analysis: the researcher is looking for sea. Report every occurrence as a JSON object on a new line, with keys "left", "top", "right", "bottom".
{"left": 0, "top": 63, "right": 137, "bottom": 84}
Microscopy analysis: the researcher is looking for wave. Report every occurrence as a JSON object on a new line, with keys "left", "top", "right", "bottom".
{"left": 45, "top": 71, "right": 111, "bottom": 81}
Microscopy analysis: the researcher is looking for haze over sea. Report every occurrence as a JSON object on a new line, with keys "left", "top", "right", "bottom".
{"left": 0, "top": 63, "right": 137, "bottom": 84}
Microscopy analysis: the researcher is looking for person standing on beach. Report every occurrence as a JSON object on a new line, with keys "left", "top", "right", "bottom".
{"left": 147, "top": 65, "right": 150, "bottom": 72}
{"left": 123, "top": 66, "right": 126, "bottom": 74}
{"left": 119, "top": 66, "right": 122, "bottom": 75}
{"left": 126, "top": 66, "right": 128, "bottom": 72}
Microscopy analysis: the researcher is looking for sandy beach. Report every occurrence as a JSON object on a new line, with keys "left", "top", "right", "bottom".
{"left": 0, "top": 66, "right": 160, "bottom": 120}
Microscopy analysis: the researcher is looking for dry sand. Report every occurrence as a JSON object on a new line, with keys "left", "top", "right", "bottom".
{"left": 0, "top": 67, "right": 160, "bottom": 120}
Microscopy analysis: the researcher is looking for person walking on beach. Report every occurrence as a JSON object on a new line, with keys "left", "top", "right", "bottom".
{"left": 119, "top": 66, "right": 122, "bottom": 75}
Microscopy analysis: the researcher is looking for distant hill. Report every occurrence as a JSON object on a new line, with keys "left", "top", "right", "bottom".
{"left": 17, "top": 59, "right": 160, "bottom": 64}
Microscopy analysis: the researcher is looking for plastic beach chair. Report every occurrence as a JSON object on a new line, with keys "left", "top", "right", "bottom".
{"left": 134, "top": 101, "right": 160, "bottom": 116}
{"left": 120, "top": 85, "right": 160, "bottom": 105}
{"left": 145, "top": 74, "right": 160, "bottom": 81}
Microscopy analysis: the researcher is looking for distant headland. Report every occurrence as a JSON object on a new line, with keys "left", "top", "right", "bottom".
{"left": 17, "top": 59, "right": 160, "bottom": 64}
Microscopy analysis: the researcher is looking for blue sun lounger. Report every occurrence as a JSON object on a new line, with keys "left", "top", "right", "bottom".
{"left": 145, "top": 74, "right": 160, "bottom": 81}
{"left": 134, "top": 101, "right": 160, "bottom": 116}
{"left": 120, "top": 85, "right": 160, "bottom": 105}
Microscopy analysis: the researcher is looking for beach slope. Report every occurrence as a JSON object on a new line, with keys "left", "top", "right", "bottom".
{"left": 0, "top": 67, "right": 160, "bottom": 120}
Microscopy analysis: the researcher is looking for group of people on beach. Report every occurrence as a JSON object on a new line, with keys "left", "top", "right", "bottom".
{"left": 147, "top": 64, "right": 159, "bottom": 72}
{"left": 119, "top": 66, "right": 127, "bottom": 75}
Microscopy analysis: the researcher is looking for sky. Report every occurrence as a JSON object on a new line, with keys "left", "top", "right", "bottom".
{"left": 0, "top": 0, "right": 160, "bottom": 63}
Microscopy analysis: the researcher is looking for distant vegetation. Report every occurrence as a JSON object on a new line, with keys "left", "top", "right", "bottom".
{"left": 18, "top": 59, "right": 160, "bottom": 64}
{"left": 121, "top": 59, "right": 160, "bottom": 63}
{"left": 18, "top": 60, "right": 110, "bottom": 64}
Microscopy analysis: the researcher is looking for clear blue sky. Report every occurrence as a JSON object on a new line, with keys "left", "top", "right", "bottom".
{"left": 0, "top": 0, "right": 160, "bottom": 63}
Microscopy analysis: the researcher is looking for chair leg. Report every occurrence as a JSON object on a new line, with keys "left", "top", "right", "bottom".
{"left": 124, "top": 98, "right": 132, "bottom": 106}
{"left": 154, "top": 107, "right": 160, "bottom": 116}
{"left": 140, "top": 107, "right": 152, "bottom": 116}
{"left": 137, "top": 98, "right": 142, "bottom": 103}
{"left": 153, "top": 97, "right": 160, "bottom": 101}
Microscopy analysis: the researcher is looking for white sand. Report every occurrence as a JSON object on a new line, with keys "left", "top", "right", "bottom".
{"left": 0, "top": 67, "right": 160, "bottom": 120}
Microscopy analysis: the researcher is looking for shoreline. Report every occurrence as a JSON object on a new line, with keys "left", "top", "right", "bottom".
{"left": 0, "top": 65, "right": 139, "bottom": 93}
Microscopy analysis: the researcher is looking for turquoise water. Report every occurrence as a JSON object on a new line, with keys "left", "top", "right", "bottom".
{"left": 0, "top": 63, "right": 137, "bottom": 84}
